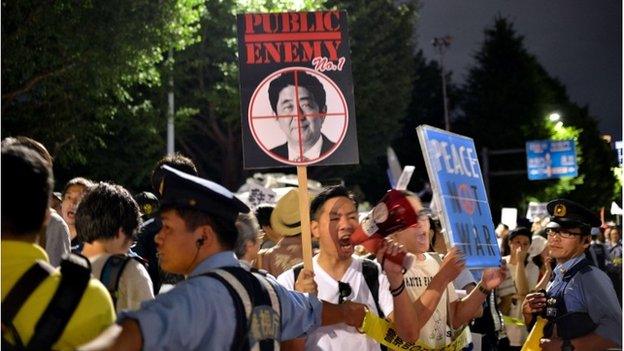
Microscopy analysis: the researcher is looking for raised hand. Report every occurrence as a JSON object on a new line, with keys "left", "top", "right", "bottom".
{"left": 376, "top": 238, "right": 407, "bottom": 289}
{"left": 515, "top": 245, "right": 529, "bottom": 263}
{"left": 439, "top": 247, "right": 465, "bottom": 283}
{"left": 480, "top": 261, "right": 507, "bottom": 290}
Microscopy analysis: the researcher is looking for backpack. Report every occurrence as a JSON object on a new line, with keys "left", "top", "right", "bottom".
{"left": 1, "top": 254, "right": 91, "bottom": 351}
{"left": 200, "top": 266, "right": 281, "bottom": 351}
{"left": 99, "top": 254, "right": 147, "bottom": 309}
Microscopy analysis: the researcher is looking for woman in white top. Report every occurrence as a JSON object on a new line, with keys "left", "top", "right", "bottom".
{"left": 497, "top": 227, "right": 539, "bottom": 349}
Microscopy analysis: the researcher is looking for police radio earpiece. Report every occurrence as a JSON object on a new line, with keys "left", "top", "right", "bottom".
{"left": 196, "top": 237, "right": 206, "bottom": 248}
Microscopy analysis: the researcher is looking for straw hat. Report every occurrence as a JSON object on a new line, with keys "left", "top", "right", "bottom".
{"left": 270, "top": 188, "right": 307, "bottom": 237}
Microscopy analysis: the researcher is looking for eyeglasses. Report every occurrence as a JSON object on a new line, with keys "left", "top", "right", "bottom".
{"left": 546, "top": 228, "right": 583, "bottom": 239}
{"left": 338, "top": 281, "right": 352, "bottom": 304}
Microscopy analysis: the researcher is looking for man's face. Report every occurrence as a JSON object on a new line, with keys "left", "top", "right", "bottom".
{"left": 61, "top": 184, "right": 87, "bottom": 227}
{"left": 391, "top": 196, "right": 430, "bottom": 254}
{"left": 312, "top": 196, "right": 358, "bottom": 260}
{"left": 155, "top": 209, "right": 198, "bottom": 275}
{"left": 275, "top": 85, "right": 325, "bottom": 149}
{"left": 547, "top": 226, "right": 589, "bottom": 263}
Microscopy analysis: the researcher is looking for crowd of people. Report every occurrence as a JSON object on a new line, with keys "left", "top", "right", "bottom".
{"left": 1, "top": 136, "right": 622, "bottom": 351}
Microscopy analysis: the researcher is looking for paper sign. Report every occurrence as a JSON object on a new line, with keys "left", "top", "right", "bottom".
{"left": 395, "top": 166, "right": 415, "bottom": 191}
{"left": 237, "top": 11, "right": 359, "bottom": 168}
{"left": 501, "top": 208, "right": 518, "bottom": 230}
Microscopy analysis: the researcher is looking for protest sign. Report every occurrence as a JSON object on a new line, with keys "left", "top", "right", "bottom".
{"left": 417, "top": 125, "right": 500, "bottom": 268}
{"left": 501, "top": 208, "right": 518, "bottom": 230}
{"left": 237, "top": 11, "right": 359, "bottom": 169}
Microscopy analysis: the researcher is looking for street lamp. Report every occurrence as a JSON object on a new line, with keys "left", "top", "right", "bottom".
{"left": 548, "top": 112, "right": 561, "bottom": 122}
{"left": 432, "top": 36, "right": 452, "bottom": 131}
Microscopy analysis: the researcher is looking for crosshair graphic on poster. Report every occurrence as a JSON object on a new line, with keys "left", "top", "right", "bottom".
{"left": 248, "top": 66, "right": 348, "bottom": 166}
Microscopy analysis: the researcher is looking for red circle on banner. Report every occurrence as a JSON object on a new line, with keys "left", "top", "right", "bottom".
{"left": 248, "top": 67, "right": 348, "bottom": 166}
{"left": 458, "top": 183, "right": 476, "bottom": 215}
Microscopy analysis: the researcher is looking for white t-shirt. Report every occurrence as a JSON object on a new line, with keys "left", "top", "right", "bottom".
{"left": 501, "top": 255, "right": 539, "bottom": 346}
{"left": 90, "top": 253, "right": 155, "bottom": 312}
{"left": 277, "top": 255, "right": 393, "bottom": 351}
{"left": 404, "top": 253, "right": 458, "bottom": 349}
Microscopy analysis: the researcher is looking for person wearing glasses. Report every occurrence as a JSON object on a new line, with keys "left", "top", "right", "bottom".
{"left": 277, "top": 185, "right": 420, "bottom": 350}
{"left": 522, "top": 199, "right": 621, "bottom": 351}
{"left": 387, "top": 191, "right": 506, "bottom": 351}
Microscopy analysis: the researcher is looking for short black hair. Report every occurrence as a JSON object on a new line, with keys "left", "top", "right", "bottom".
{"left": 2, "top": 145, "right": 53, "bottom": 235}
{"left": 310, "top": 185, "right": 356, "bottom": 220}
{"left": 254, "top": 205, "right": 274, "bottom": 227}
{"left": 75, "top": 182, "right": 142, "bottom": 243}
{"left": 162, "top": 206, "right": 238, "bottom": 250}
{"left": 268, "top": 71, "right": 326, "bottom": 115}
{"left": 2, "top": 136, "right": 53, "bottom": 167}
{"left": 151, "top": 153, "right": 198, "bottom": 194}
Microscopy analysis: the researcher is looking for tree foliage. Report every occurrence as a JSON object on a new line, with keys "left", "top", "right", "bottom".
{"left": 2, "top": 0, "right": 203, "bottom": 189}
{"left": 456, "top": 17, "right": 617, "bottom": 215}
{"left": 170, "top": 0, "right": 418, "bottom": 194}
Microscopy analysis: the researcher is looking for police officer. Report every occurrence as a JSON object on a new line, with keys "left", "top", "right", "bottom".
{"left": 79, "top": 165, "right": 366, "bottom": 351}
{"left": 522, "top": 199, "right": 622, "bottom": 351}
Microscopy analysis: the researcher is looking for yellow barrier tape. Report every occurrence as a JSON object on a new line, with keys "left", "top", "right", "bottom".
{"left": 358, "top": 309, "right": 469, "bottom": 351}
{"left": 502, "top": 315, "right": 525, "bottom": 327}
{"left": 520, "top": 317, "right": 546, "bottom": 351}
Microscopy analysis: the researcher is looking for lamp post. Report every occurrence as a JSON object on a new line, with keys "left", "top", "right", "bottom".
{"left": 432, "top": 36, "right": 452, "bottom": 131}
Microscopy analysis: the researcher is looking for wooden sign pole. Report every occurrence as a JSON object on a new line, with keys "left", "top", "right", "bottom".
{"left": 296, "top": 165, "right": 314, "bottom": 270}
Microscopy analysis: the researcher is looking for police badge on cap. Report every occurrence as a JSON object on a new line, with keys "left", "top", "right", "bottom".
{"left": 546, "top": 199, "right": 600, "bottom": 233}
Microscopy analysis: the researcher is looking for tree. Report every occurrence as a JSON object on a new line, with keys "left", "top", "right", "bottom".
{"left": 324, "top": 0, "right": 419, "bottom": 202}
{"left": 456, "top": 17, "right": 554, "bottom": 215}
{"left": 391, "top": 50, "right": 460, "bottom": 201}
{"left": 170, "top": 0, "right": 418, "bottom": 196}
{"left": 2, "top": 0, "right": 203, "bottom": 189}
{"left": 457, "top": 16, "right": 617, "bottom": 216}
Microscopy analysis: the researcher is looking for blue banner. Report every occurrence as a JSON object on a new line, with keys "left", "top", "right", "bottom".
{"left": 417, "top": 125, "right": 501, "bottom": 268}
{"left": 526, "top": 139, "right": 578, "bottom": 180}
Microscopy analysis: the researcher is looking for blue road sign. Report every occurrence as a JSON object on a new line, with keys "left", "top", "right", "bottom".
{"left": 417, "top": 125, "right": 501, "bottom": 268}
{"left": 526, "top": 139, "right": 578, "bottom": 180}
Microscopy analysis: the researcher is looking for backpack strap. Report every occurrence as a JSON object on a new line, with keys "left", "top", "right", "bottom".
{"left": 2, "top": 261, "right": 54, "bottom": 350}
{"left": 292, "top": 262, "right": 304, "bottom": 282}
{"left": 199, "top": 266, "right": 281, "bottom": 351}
{"left": 100, "top": 254, "right": 142, "bottom": 308}
{"left": 27, "top": 253, "right": 91, "bottom": 350}
{"left": 361, "top": 259, "right": 384, "bottom": 318}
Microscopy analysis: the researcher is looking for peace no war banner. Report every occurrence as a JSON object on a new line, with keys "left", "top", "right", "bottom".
{"left": 417, "top": 125, "right": 501, "bottom": 268}
{"left": 236, "top": 11, "right": 359, "bottom": 169}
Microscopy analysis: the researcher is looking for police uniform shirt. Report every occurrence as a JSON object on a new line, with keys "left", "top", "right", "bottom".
{"left": 547, "top": 254, "right": 622, "bottom": 346}
{"left": 118, "top": 251, "right": 322, "bottom": 350}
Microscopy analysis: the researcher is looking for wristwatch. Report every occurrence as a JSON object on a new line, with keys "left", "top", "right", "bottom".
{"left": 477, "top": 281, "right": 491, "bottom": 295}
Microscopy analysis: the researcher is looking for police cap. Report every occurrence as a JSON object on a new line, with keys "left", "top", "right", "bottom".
{"left": 546, "top": 198, "right": 600, "bottom": 234}
{"left": 158, "top": 165, "right": 249, "bottom": 223}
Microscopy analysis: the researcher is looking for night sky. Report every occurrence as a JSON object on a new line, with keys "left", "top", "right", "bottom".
{"left": 416, "top": 0, "right": 622, "bottom": 141}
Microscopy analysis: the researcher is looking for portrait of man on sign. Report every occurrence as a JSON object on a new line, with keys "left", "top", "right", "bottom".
{"left": 267, "top": 71, "right": 336, "bottom": 162}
